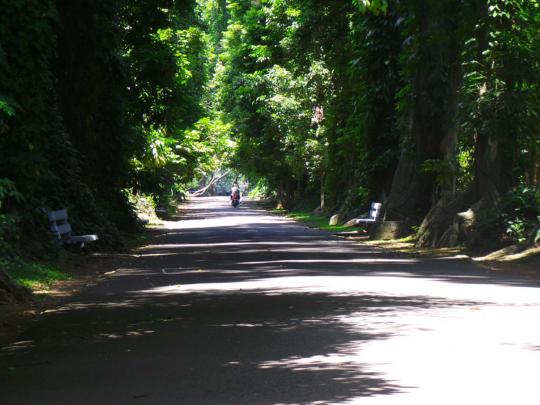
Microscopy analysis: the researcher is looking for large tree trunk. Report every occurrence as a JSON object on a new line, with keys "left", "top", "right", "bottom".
{"left": 414, "top": 63, "right": 461, "bottom": 246}
{"left": 469, "top": 3, "right": 519, "bottom": 203}
{"left": 534, "top": 149, "right": 540, "bottom": 185}
{"left": 416, "top": 0, "right": 519, "bottom": 248}
{"left": 361, "top": 10, "right": 402, "bottom": 203}
{"left": 319, "top": 171, "right": 325, "bottom": 210}
{"left": 416, "top": 1, "right": 483, "bottom": 247}
{"left": 0, "top": 270, "right": 30, "bottom": 304}
{"left": 385, "top": 0, "right": 462, "bottom": 224}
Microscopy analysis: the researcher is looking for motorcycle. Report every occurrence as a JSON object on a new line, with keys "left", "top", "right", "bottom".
{"left": 231, "top": 194, "right": 240, "bottom": 208}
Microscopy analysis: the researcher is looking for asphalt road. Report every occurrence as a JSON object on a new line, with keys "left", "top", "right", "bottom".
{"left": 2, "top": 197, "right": 540, "bottom": 404}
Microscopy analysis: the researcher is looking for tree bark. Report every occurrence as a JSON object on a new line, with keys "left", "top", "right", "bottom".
{"left": 385, "top": 0, "right": 462, "bottom": 224}
{"left": 361, "top": 10, "right": 402, "bottom": 203}
{"left": 415, "top": 0, "right": 522, "bottom": 248}
{"left": 470, "top": 1, "right": 502, "bottom": 204}
{"left": 319, "top": 171, "right": 325, "bottom": 210}
{"left": 0, "top": 270, "right": 31, "bottom": 304}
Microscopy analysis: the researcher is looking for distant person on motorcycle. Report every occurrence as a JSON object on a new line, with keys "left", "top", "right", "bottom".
{"left": 231, "top": 183, "right": 241, "bottom": 207}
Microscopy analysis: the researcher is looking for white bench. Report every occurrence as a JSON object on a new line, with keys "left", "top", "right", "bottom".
{"left": 355, "top": 202, "right": 382, "bottom": 225}
{"left": 48, "top": 209, "right": 98, "bottom": 247}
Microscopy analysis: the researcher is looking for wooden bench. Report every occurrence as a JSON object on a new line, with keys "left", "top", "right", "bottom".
{"left": 355, "top": 202, "right": 382, "bottom": 225}
{"left": 48, "top": 209, "right": 98, "bottom": 247}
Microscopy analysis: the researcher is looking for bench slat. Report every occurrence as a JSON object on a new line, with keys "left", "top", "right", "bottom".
{"left": 355, "top": 202, "right": 382, "bottom": 224}
{"left": 51, "top": 223, "right": 72, "bottom": 237}
{"left": 48, "top": 209, "right": 68, "bottom": 222}
{"left": 68, "top": 235, "right": 98, "bottom": 244}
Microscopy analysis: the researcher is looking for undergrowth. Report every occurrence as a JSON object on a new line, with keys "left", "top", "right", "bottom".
{"left": 2, "top": 259, "right": 70, "bottom": 290}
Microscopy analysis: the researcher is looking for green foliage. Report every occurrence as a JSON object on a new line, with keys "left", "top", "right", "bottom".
{"left": 421, "top": 159, "right": 459, "bottom": 187}
{"left": 248, "top": 178, "right": 272, "bottom": 199}
{"left": 122, "top": 0, "right": 215, "bottom": 201}
{"left": 0, "top": 179, "right": 23, "bottom": 256}
{"left": 184, "top": 117, "right": 235, "bottom": 177}
{"left": 0, "top": 98, "right": 16, "bottom": 118}
{"left": 0, "top": 214, "right": 17, "bottom": 258}
{"left": 500, "top": 185, "right": 540, "bottom": 242}
{"left": 352, "top": 0, "right": 388, "bottom": 15}
{"left": 0, "top": 0, "right": 231, "bottom": 255}
{"left": 0, "top": 1, "right": 104, "bottom": 253}
{"left": 460, "top": 0, "right": 540, "bottom": 191}
{"left": 473, "top": 184, "right": 540, "bottom": 246}
{"left": 207, "top": 0, "right": 540, "bottom": 248}
{"left": 3, "top": 259, "right": 70, "bottom": 290}
{"left": 213, "top": 0, "right": 403, "bottom": 208}
{"left": 3, "top": 0, "right": 540, "bottom": 254}
{"left": 126, "top": 190, "right": 157, "bottom": 212}
{"left": 0, "top": 179, "right": 24, "bottom": 209}
{"left": 355, "top": 186, "right": 370, "bottom": 206}
{"left": 280, "top": 210, "right": 354, "bottom": 233}
{"left": 456, "top": 148, "right": 474, "bottom": 191}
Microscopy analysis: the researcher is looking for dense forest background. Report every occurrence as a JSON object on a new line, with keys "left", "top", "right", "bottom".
{"left": 1, "top": 0, "right": 539, "bottom": 273}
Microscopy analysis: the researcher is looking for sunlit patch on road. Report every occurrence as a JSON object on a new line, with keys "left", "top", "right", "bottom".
{"left": 2, "top": 197, "right": 540, "bottom": 404}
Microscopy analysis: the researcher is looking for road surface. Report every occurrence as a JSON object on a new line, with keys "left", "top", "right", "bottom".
{"left": 2, "top": 197, "right": 540, "bottom": 404}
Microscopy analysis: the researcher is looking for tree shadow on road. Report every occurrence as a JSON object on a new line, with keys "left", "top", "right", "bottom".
{"left": 0, "top": 290, "right": 481, "bottom": 404}
{"left": 2, "top": 199, "right": 539, "bottom": 404}
{"left": 136, "top": 220, "right": 540, "bottom": 291}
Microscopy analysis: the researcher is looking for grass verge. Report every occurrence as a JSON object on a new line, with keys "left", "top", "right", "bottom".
{"left": 273, "top": 209, "right": 359, "bottom": 233}
{"left": 2, "top": 259, "right": 70, "bottom": 290}
{"left": 275, "top": 209, "right": 466, "bottom": 258}
{"left": 267, "top": 203, "right": 540, "bottom": 277}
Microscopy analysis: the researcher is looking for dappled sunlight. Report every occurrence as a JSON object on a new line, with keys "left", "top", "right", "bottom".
{"left": 131, "top": 252, "right": 181, "bottom": 258}
{"left": 132, "top": 273, "right": 540, "bottom": 305}
{"left": 248, "top": 295, "right": 540, "bottom": 404}
{"left": 236, "top": 258, "right": 419, "bottom": 265}
{"left": 1, "top": 339, "right": 35, "bottom": 353}
{"left": 95, "top": 328, "right": 156, "bottom": 341}
{"left": 3, "top": 0, "right": 539, "bottom": 399}
{"left": 257, "top": 351, "right": 383, "bottom": 375}
{"left": 138, "top": 240, "right": 354, "bottom": 249}
{"left": 348, "top": 306, "right": 540, "bottom": 404}
{"left": 55, "top": 298, "right": 155, "bottom": 311}
{"left": 138, "top": 241, "right": 329, "bottom": 250}
{"left": 432, "top": 254, "right": 470, "bottom": 260}
{"left": 3, "top": 197, "right": 540, "bottom": 404}
{"left": 66, "top": 198, "right": 540, "bottom": 403}
{"left": 163, "top": 199, "right": 293, "bottom": 230}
